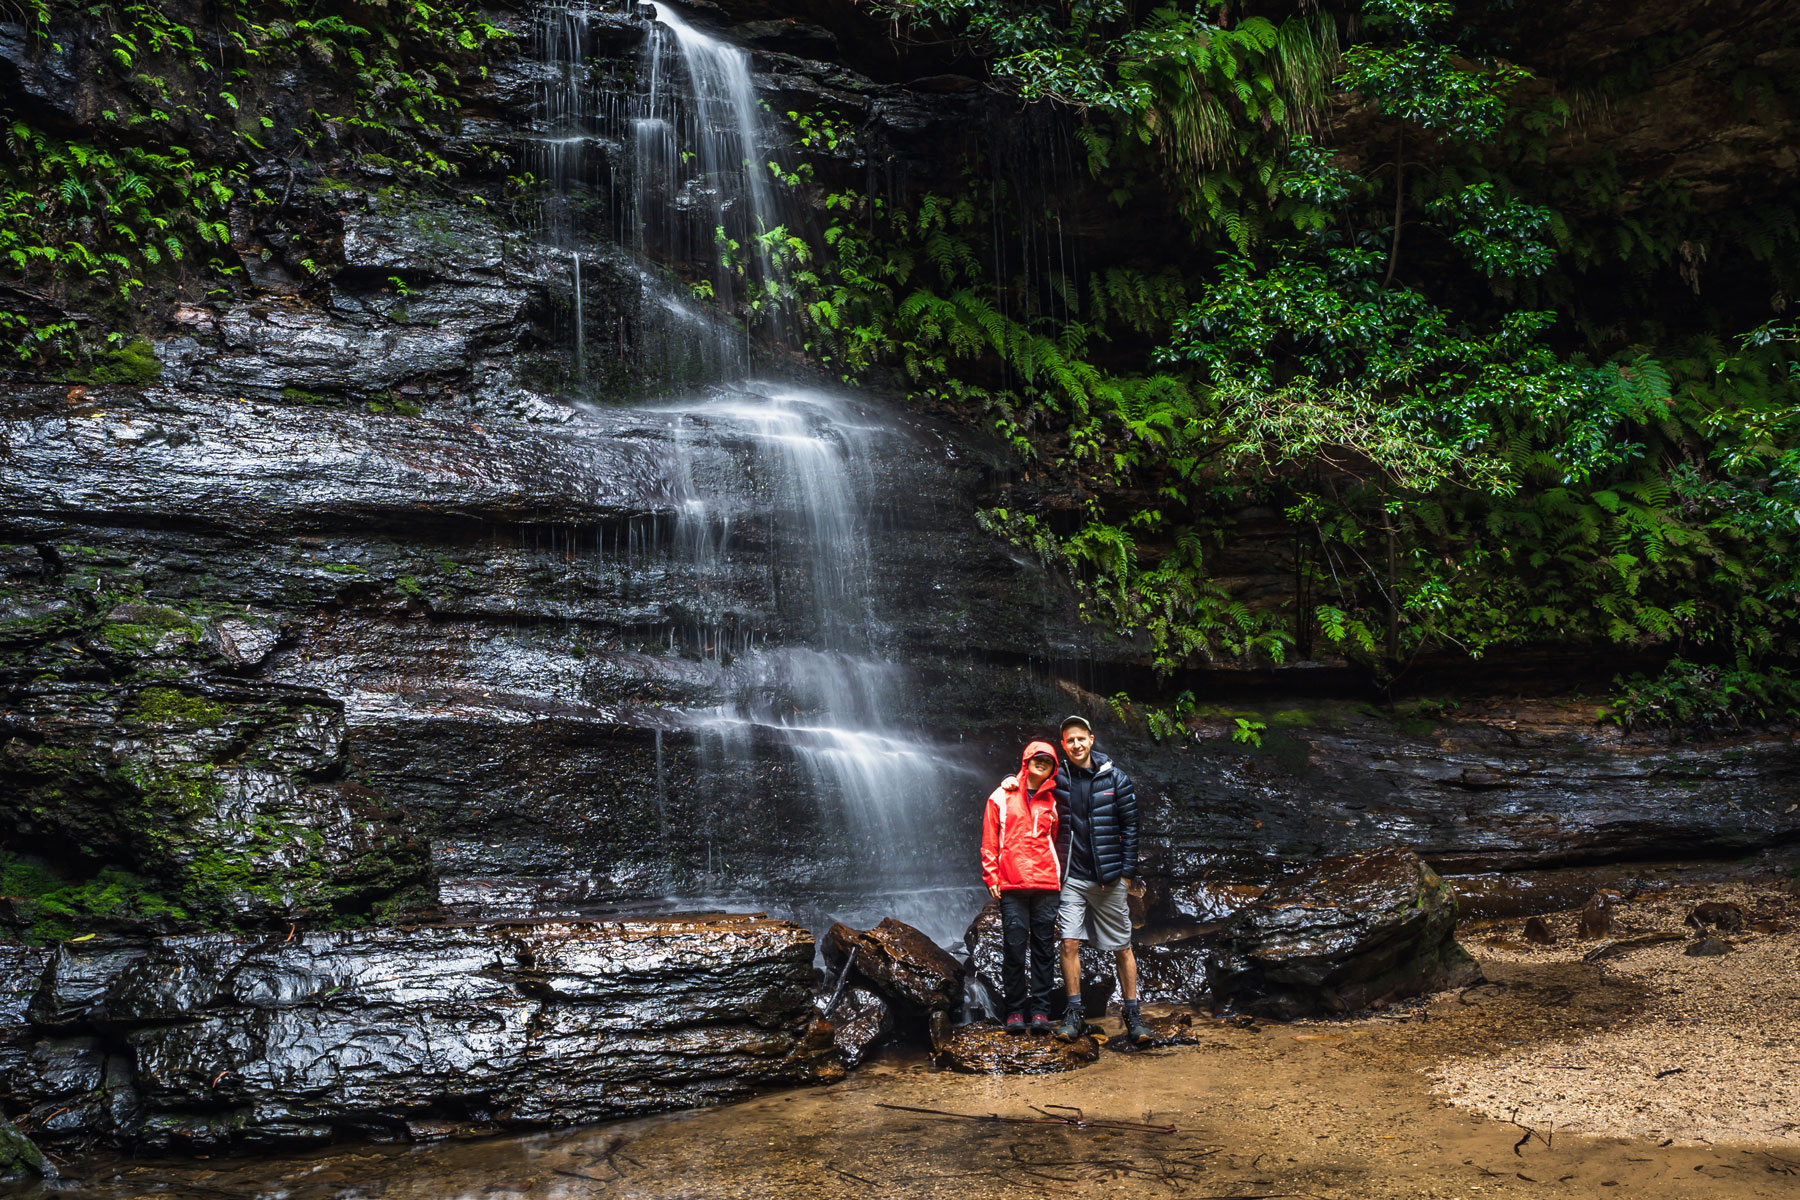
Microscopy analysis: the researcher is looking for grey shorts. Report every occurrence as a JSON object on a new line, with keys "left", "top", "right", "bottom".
{"left": 1058, "top": 878, "right": 1132, "bottom": 951}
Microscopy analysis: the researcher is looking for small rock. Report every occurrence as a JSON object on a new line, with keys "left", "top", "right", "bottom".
{"left": 934, "top": 1024, "right": 1099, "bottom": 1074}
{"left": 1684, "top": 901, "right": 1746, "bottom": 932}
{"left": 1578, "top": 891, "right": 1615, "bottom": 939}
{"left": 1523, "top": 916, "right": 1556, "bottom": 945}
{"left": 825, "top": 987, "right": 892, "bottom": 1068}
{"left": 1684, "top": 936, "right": 1733, "bottom": 957}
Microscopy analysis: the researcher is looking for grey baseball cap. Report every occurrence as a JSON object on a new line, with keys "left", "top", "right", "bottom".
{"left": 1059, "top": 714, "right": 1091, "bottom": 733}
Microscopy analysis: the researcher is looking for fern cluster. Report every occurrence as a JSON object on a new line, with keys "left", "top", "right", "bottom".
{"left": 1, "top": 0, "right": 510, "bottom": 367}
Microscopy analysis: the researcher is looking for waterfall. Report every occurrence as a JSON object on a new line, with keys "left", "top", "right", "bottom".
{"left": 530, "top": 2, "right": 979, "bottom": 937}
{"left": 651, "top": 385, "right": 975, "bottom": 908}
{"left": 643, "top": 5, "right": 783, "bottom": 316}
{"left": 531, "top": 2, "right": 762, "bottom": 392}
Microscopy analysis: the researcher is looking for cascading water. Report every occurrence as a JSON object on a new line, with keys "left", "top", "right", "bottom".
{"left": 651, "top": 385, "right": 973, "bottom": 894}
{"left": 638, "top": 3, "right": 785, "bottom": 329}
{"left": 530, "top": 2, "right": 768, "bottom": 391}
{"left": 531, "top": 3, "right": 981, "bottom": 938}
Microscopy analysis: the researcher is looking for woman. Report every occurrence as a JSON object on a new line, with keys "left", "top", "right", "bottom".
{"left": 979, "top": 740, "right": 1062, "bottom": 1034}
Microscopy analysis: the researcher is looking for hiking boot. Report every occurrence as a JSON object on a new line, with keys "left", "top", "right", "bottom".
{"left": 1121, "top": 1002, "right": 1154, "bottom": 1047}
{"left": 1029, "top": 1011, "right": 1052, "bottom": 1035}
{"left": 1054, "top": 1003, "right": 1085, "bottom": 1041}
{"left": 1003, "top": 1011, "right": 1026, "bottom": 1035}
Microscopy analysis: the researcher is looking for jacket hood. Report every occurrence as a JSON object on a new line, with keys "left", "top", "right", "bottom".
{"left": 1019, "top": 740, "right": 1060, "bottom": 786}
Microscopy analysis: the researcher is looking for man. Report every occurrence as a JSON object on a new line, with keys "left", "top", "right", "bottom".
{"left": 1052, "top": 714, "right": 1153, "bottom": 1045}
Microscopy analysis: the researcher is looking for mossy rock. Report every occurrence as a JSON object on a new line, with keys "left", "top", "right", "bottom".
{"left": 94, "top": 604, "right": 204, "bottom": 659}
{"left": 0, "top": 1115, "right": 51, "bottom": 1181}
{"left": 1, "top": 684, "right": 433, "bottom": 935}
{"left": 72, "top": 338, "right": 163, "bottom": 387}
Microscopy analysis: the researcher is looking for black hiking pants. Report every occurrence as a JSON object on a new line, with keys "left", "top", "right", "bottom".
{"left": 998, "top": 888, "right": 1059, "bottom": 1016}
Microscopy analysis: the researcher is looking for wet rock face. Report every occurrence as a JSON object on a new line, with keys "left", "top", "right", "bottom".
{"left": 0, "top": 671, "right": 431, "bottom": 931}
{"left": 1133, "top": 930, "right": 1215, "bottom": 1007}
{"left": 823, "top": 986, "right": 892, "bottom": 1067}
{"left": 824, "top": 918, "right": 963, "bottom": 1017}
{"left": 1130, "top": 704, "right": 1800, "bottom": 885}
{"left": 1206, "top": 847, "right": 1482, "bottom": 1020}
{"left": 1, "top": 915, "right": 838, "bottom": 1151}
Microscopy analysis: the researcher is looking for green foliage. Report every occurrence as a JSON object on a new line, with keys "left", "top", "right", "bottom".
{"left": 2, "top": 1, "right": 511, "bottom": 367}
{"left": 1230, "top": 718, "right": 1267, "bottom": 748}
{"left": 849, "top": 0, "right": 1800, "bottom": 721}
{"left": 1610, "top": 658, "right": 1800, "bottom": 734}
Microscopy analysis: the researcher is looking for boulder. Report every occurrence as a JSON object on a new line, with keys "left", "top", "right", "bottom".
{"left": 933, "top": 1025, "right": 1098, "bottom": 1074}
{"left": 0, "top": 1115, "right": 51, "bottom": 1181}
{"left": 1134, "top": 927, "right": 1216, "bottom": 1006}
{"left": 1206, "top": 847, "right": 1482, "bottom": 1020}
{"left": 824, "top": 918, "right": 962, "bottom": 1015}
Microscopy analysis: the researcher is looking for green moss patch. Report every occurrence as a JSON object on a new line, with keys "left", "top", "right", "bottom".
{"left": 0, "top": 852, "right": 190, "bottom": 943}
{"left": 127, "top": 687, "right": 227, "bottom": 728}
{"left": 67, "top": 338, "right": 163, "bottom": 387}
{"left": 97, "top": 605, "right": 203, "bottom": 657}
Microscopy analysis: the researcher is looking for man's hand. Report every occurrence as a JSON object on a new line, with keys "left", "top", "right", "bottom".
{"left": 988, "top": 884, "right": 1001, "bottom": 899}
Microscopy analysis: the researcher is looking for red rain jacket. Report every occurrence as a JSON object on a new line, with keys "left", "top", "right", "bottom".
{"left": 980, "top": 740, "right": 1062, "bottom": 892}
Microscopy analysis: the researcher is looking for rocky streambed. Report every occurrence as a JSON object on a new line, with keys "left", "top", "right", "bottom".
{"left": 7, "top": 872, "right": 1793, "bottom": 1200}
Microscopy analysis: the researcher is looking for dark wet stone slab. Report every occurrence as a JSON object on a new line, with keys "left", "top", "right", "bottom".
{"left": 0, "top": 915, "right": 840, "bottom": 1152}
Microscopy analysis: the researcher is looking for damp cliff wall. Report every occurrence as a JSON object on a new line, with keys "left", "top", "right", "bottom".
{"left": 2, "top": 0, "right": 1797, "bottom": 960}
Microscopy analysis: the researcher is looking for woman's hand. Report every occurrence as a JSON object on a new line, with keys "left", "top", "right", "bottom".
{"left": 988, "top": 884, "right": 1001, "bottom": 899}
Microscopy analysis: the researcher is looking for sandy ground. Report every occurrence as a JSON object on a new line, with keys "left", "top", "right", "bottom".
{"left": 20, "top": 879, "right": 1800, "bottom": 1200}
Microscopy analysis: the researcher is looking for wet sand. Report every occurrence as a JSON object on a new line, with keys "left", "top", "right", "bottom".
{"left": 21, "top": 881, "right": 1799, "bottom": 1199}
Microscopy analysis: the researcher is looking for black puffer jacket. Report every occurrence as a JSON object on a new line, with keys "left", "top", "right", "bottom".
{"left": 1054, "top": 751, "right": 1138, "bottom": 886}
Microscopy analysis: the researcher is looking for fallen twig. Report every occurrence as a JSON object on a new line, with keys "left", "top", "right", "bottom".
{"left": 822, "top": 945, "right": 858, "bottom": 1016}
{"left": 874, "top": 1102, "right": 1177, "bottom": 1134}
{"left": 1508, "top": 1111, "right": 1555, "bottom": 1156}
{"left": 1654, "top": 1066, "right": 1685, "bottom": 1079}
{"left": 1582, "top": 932, "right": 1684, "bottom": 962}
